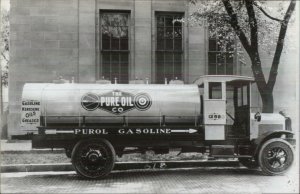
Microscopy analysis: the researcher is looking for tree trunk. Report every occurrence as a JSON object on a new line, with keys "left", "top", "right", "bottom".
{"left": 249, "top": 53, "right": 274, "bottom": 113}
{"left": 261, "top": 92, "right": 274, "bottom": 113}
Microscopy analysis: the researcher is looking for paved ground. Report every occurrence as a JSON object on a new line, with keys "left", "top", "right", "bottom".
{"left": 1, "top": 167, "right": 299, "bottom": 193}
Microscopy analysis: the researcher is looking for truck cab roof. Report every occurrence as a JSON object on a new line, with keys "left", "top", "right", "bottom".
{"left": 193, "top": 75, "right": 255, "bottom": 86}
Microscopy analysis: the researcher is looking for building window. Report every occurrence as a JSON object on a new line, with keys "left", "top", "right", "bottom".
{"left": 156, "top": 13, "right": 183, "bottom": 84}
{"left": 208, "top": 35, "right": 235, "bottom": 75}
{"left": 100, "top": 12, "right": 129, "bottom": 83}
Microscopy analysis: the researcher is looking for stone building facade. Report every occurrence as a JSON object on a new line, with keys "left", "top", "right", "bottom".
{"left": 8, "top": 0, "right": 299, "bottom": 137}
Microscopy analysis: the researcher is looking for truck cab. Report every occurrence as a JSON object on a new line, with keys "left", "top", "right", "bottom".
{"left": 196, "top": 75, "right": 253, "bottom": 141}
{"left": 195, "top": 75, "right": 294, "bottom": 174}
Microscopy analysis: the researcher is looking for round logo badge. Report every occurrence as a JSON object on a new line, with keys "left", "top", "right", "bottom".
{"left": 81, "top": 93, "right": 100, "bottom": 111}
{"left": 134, "top": 93, "right": 152, "bottom": 111}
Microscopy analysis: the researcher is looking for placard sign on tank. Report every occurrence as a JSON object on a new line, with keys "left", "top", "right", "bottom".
{"left": 21, "top": 100, "right": 40, "bottom": 125}
{"left": 81, "top": 90, "right": 152, "bottom": 114}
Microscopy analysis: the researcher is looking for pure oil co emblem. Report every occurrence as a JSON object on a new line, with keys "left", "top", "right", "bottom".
{"left": 81, "top": 90, "right": 152, "bottom": 114}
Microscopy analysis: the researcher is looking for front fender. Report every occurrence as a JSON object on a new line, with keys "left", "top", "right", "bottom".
{"left": 253, "top": 130, "right": 294, "bottom": 156}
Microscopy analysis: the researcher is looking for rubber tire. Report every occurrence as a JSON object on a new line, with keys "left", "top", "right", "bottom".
{"left": 71, "top": 139, "right": 116, "bottom": 179}
{"left": 239, "top": 158, "right": 259, "bottom": 169}
{"left": 258, "top": 138, "right": 294, "bottom": 176}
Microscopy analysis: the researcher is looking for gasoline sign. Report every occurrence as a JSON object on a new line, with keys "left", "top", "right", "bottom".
{"left": 21, "top": 100, "right": 40, "bottom": 125}
{"left": 81, "top": 90, "right": 152, "bottom": 114}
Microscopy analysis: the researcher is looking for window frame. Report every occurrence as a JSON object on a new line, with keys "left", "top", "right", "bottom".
{"left": 155, "top": 12, "right": 184, "bottom": 84}
{"left": 207, "top": 28, "right": 237, "bottom": 75}
{"left": 99, "top": 10, "right": 131, "bottom": 84}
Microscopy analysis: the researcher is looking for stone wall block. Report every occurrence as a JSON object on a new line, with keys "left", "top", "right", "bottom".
{"left": 11, "top": 7, "right": 30, "bottom": 16}
{"left": 31, "top": 40, "right": 59, "bottom": 49}
{"left": 23, "top": 32, "right": 45, "bottom": 40}
{"left": 59, "top": 24, "right": 78, "bottom": 33}
{"left": 59, "top": 41, "right": 78, "bottom": 49}
{"left": 10, "top": 24, "right": 31, "bottom": 32}
{"left": 31, "top": 23, "right": 59, "bottom": 32}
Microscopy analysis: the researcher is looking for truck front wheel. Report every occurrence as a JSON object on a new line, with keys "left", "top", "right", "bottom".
{"left": 258, "top": 138, "right": 294, "bottom": 176}
{"left": 71, "top": 139, "right": 116, "bottom": 179}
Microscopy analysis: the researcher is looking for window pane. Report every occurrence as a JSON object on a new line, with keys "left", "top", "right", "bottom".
{"left": 102, "top": 53, "right": 111, "bottom": 80}
{"left": 174, "top": 54, "right": 182, "bottom": 79}
{"left": 102, "top": 38, "right": 110, "bottom": 50}
{"left": 243, "top": 86, "right": 248, "bottom": 105}
{"left": 120, "top": 53, "right": 129, "bottom": 83}
{"left": 119, "top": 26, "right": 128, "bottom": 38}
{"left": 226, "top": 53, "right": 234, "bottom": 64}
{"left": 157, "top": 39, "right": 164, "bottom": 50}
{"left": 111, "top": 38, "right": 119, "bottom": 50}
{"left": 120, "top": 53, "right": 128, "bottom": 62}
{"left": 165, "top": 53, "right": 173, "bottom": 64}
{"left": 217, "top": 54, "right": 225, "bottom": 64}
{"left": 165, "top": 16, "right": 173, "bottom": 27}
{"left": 165, "top": 39, "right": 173, "bottom": 50}
{"left": 208, "top": 63, "right": 216, "bottom": 75}
{"left": 226, "top": 42, "right": 234, "bottom": 51}
{"left": 106, "top": 13, "right": 128, "bottom": 27}
{"left": 174, "top": 18, "right": 182, "bottom": 28}
{"left": 209, "top": 82, "right": 222, "bottom": 99}
{"left": 120, "top": 38, "right": 128, "bottom": 50}
{"left": 217, "top": 38, "right": 223, "bottom": 51}
{"left": 208, "top": 53, "right": 217, "bottom": 63}
{"left": 174, "top": 27, "right": 182, "bottom": 38}
{"left": 156, "top": 52, "right": 165, "bottom": 83}
{"left": 174, "top": 39, "right": 182, "bottom": 51}
{"left": 157, "top": 16, "right": 164, "bottom": 27}
{"left": 157, "top": 27, "right": 164, "bottom": 39}
{"left": 111, "top": 52, "right": 119, "bottom": 81}
{"left": 101, "top": 14, "right": 111, "bottom": 26}
{"left": 238, "top": 87, "right": 242, "bottom": 106}
{"left": 156, "top": 52, "right": 164, "bottom": 64}
{"left": 165, "top": 27, "right": 173, "bottom": 39}
{"left": 226, "top": 63, "right": 234, "bottom": 75}
{"left": 111, "top": 27, "right": 120, "bottom": 38}
{"left": 174, "top": 17, "right": 182, "bottom": 27}
{"left": 101, "top": 26, "right": 110, "bottom": 39}
{"left": 217, "top": 63, "right": 225, "bottom": 75}
{"left": 165, "top": 53, "right": 173, "bottom": 79}
{"left": 118, "top": 14, "right": 129, "bottom": 26}
{"left": 209, "top": 39, "right": 217, "bottom": 51}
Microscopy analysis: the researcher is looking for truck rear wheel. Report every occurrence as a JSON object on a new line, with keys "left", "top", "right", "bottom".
{"left": 258, "top": 138, "right": 294, "bottom": 176}
{"left": 71, "top": 139, "right": 116, "bottom": 179}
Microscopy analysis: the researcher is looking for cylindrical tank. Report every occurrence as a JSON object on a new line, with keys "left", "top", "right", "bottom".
{"left": 21, "top": 83, "right": 201, "bottom": 130}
